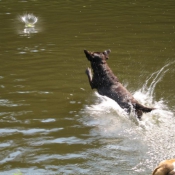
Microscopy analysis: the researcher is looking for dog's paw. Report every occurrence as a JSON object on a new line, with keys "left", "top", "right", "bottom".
{"left": 85, "top": 67, "right": 91, "bottom": 76}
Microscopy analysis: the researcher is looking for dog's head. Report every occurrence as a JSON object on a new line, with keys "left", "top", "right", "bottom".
{"left": 84, "top": 49, "right": 111, "bottom": 63}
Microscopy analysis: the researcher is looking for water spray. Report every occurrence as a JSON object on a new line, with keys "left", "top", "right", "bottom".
{"left": 19, "top": 13, "right": 38, "bottom": 34}
{"left": 20, "top": 13, "right": 38, "bottom": 28}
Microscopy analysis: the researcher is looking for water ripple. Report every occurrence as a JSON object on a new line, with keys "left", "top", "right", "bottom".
{"left": 0, "top": 128, "right": 62, "bottom": 136}
{"left": 30, "top": 136, "right": 91, "bottom": 146}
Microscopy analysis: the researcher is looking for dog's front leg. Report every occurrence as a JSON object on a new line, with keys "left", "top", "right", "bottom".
{"left": 85, "top": 67, "right": 95, "bottom": 89}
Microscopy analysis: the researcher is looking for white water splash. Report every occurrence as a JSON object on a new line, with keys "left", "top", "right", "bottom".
{"left": 133, "top": 61, "right": 174, "bottom": 129}
{"left": 138, "top": 61, "right": 175, "bottom": 103}
{"left": 20, "top": 13, "right": 38, "bottom": 28}
{"left": 17, "top": 13, "right": 39, "bottom": 35}
{"left": 81, "top": 61, "right": 175, "bottom": 174}
{"left": 82, "top": 62, "right": 175, "bottom": 164}
{"left": 82, "top": 61, "right": 174, "bottom": 131}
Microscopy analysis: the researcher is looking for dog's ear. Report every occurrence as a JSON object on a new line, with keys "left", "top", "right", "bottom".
{"left": 106, "top": 49, "right": 111, "bottom": 55}
{"left": 103, "top": 49, "right": 111, "bottom": 59}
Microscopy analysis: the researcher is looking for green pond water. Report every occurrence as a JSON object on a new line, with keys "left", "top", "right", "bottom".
{"left": 0, "top": 1, "right": 175, "bottom": 175}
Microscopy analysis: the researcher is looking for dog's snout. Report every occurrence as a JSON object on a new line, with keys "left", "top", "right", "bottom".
{"left": 84, "top": 50, "right": 89, "bottom": 55}
{"left": 84, "top": 50, "right": 91, "bottom": 61}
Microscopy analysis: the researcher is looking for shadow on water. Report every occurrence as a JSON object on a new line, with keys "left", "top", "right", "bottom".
{"left": 81, "top": 61, "right": 175, "bottom": 174}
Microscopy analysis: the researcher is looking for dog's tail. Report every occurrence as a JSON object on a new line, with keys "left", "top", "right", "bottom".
{"left": 136, "top": 103, "right": 155, "bottom": 113}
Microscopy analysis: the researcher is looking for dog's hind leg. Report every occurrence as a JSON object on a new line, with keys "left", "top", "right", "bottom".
{"left": 85, "top": 67, "right": 95, "bottom": 89}
{"left": 135, "top": 109, "right": 143, "bottom": 119}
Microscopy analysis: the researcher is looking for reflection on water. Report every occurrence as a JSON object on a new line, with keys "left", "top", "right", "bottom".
{"left": 23, "top": 27, "right": 38, "bottom": 35}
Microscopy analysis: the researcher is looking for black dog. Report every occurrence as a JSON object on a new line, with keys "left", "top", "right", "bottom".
{"left": 84, "top": 49, "right": 154, "bottom": 119}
